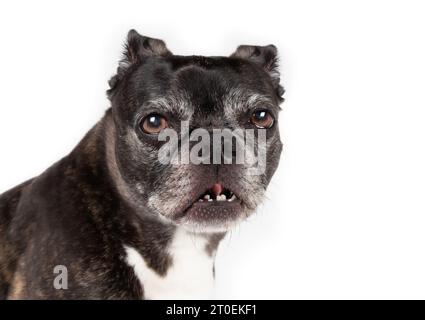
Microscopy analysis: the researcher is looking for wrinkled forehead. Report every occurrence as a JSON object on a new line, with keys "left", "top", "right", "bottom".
{"left": 139, "top": 59, "right": 278, "bottom": 121}
{"left": 146, "top": 89, "right": 276, "bottom": 123}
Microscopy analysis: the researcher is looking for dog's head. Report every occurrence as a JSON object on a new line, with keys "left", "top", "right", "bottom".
{"left": 107, "top": 30, "right": 283, "bottom": 233}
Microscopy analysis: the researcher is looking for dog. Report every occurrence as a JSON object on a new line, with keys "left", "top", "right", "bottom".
{"left": 0, "top": 30, "right": 284, "bottom": 299}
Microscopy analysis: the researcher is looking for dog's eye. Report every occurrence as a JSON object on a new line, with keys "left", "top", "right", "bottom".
{"left": 141, "top": 114, "right": 168, "bottom": 134}
{"left": 250, "top": 110, "right": 274, "bottom": 129}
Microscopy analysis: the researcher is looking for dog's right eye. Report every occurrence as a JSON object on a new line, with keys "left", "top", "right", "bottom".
{"left": 140, "top": 114, "right": 168, "bottom": 134}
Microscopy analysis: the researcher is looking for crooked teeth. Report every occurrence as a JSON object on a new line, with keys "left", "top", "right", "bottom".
{"left": 217, "top": 195, "right": 226, "bottom": 201}
{"left": 198, "top": 191, "right": 237, "bottom": 202}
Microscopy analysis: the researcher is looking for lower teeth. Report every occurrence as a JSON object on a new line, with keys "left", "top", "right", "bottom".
{"left": 198, "top": 193, "right": 237, "bottom": 202}
{"left": 217, "top": 195, "right": 226, "bottom": 201}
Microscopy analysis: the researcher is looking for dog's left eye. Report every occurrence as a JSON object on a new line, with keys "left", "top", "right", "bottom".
{"left": 141, "top": 114, "right": 168, "bottom": 134}
{"left": 250, "top": 110, "right": 275, "bottom": 129}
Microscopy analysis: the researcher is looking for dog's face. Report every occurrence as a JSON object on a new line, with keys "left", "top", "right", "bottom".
{"left": 107, "top": 30, "right": 283, "bottom": 233}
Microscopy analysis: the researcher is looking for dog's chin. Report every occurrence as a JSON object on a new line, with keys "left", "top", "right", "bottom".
{"left": 176, "top": 200, "right": 249, "bottom": 233}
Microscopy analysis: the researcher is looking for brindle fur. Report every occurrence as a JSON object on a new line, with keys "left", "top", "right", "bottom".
{"left": 0, "top": 30, "right": 283, "bottom": 299}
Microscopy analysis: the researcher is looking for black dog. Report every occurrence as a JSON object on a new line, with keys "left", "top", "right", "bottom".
{"left": 0, "top": 30, "right": 283, "bottom": 299}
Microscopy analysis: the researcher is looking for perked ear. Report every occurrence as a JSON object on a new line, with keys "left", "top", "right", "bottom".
{"left": 107, "top": 30, "right": 172, "bottom": 98}
{"left": 231, "top": 45, "right": 284, "bottom": 101}
{"left": 122, "top": 29, "right": 172, "bottom": 66}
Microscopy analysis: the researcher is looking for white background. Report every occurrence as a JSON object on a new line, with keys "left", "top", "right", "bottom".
{"left": 1, "top": 0, "right": 425, "bottom": 299}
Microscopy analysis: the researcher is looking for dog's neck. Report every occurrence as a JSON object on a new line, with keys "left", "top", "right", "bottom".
{"left": 78, "top": 110, "right": 225, "bottom": 298}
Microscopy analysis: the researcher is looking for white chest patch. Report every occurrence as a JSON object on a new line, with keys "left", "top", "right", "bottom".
{"left": 124, "top": 229, "right": 215, "bottom": 300}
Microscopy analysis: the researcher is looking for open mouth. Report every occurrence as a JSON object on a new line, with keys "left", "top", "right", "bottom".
{"left": 175, "top": 183, "right": 245, "bottom": 231}
{"left": 197, "top": 183, "right": 238, "bottom": 202}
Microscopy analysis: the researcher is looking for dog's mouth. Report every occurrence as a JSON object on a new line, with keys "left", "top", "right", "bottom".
{"left": 196, "top": 183, "right": 238, "bottom": 203}
{"left": 175, "top": 183, "right": 247, "bottom": 232}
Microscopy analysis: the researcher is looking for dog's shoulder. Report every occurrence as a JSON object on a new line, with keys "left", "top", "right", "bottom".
{"left": 0, "top": 178, "right": 34, "bottom": 299}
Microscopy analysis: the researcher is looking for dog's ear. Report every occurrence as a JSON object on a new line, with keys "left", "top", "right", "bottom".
{"left": 108, "top": 30, "right": 172, "bottom": 98}
{"left": 122, "top": 29, "right": 172, "bottom": 65}
{"left": 231, "top": 45, "right": 284, "bottom": 101}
